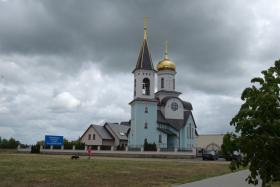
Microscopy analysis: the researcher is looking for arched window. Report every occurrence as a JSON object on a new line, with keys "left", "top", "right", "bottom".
{"left": 144, "top": 106, "right": 148, "bottom": 113}
{"left": 142, "top": 78, "right": 150, "bottom": 95}
{"left": 173, "top": 79, "right": 175, "bottom": 90}
{"left": 159, "top": 134, "right": 162, "bottom": 143}
{"left": 144, "top": 122, "right": 148, "bottom": 129}
{"left": 161, "top": 77, "right": 164, "bottom": 88}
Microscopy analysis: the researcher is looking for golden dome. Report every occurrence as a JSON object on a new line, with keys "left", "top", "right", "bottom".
{"left": 157, "top": 41, "right": 176, "bottom": 72}
{"left": 157, "top": 59, "right": 176, "bottom": 71}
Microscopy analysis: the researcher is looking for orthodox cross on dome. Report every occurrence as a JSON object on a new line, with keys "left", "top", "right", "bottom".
{"left": 164, "top": 40, "right": 169, "bottom": 59}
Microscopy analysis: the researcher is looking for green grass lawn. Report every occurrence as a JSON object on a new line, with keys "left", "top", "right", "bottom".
{"left": 0, "top": 153, "right": 232, "bottom": 187}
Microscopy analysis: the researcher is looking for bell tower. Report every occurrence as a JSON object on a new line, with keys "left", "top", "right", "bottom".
{"left": 132, "top": 17, "right": 155, "bottom": 99}
{"left": 128, "top": 18, "right": 159, "bottom": 148}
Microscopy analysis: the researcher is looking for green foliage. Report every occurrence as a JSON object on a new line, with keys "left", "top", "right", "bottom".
{"left": 73, "top": 140, "right": 85, "bottom": 150}
{"left": 221, "top": 133, "right": 238, "bottom": 160}
{"left": 230, "top": 60, "right": 280, "bottom": 187}
{"left": 0, "top": 137, "right": 20, "bottom": 149}
{"left": 144, "top": 139, "right": 157, "bottom": 151}
{"left": 31, "top": 144, "right": 40, "bottom": 153}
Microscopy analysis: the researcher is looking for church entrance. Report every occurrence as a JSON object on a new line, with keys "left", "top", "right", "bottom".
{"left": 167, "top": 135, "right": 177, "bottom": 151}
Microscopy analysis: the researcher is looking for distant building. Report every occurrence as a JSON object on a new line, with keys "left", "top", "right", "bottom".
{"left": 196, "top": 134, "right": 225, "bottom": 151}
{"left": 80, "top": 122, "right": 130, "bottom": 149}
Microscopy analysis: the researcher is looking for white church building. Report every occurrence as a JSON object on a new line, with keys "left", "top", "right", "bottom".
{"left": 80, "top": 22, "right": 198, "bottom": 151}
{"left": 127, "top": 22, "right": 197, "bottom": 150}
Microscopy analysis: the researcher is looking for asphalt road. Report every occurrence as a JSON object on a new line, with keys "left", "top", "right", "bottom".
{"left": 176, "top": 170, "right": 261, "bottom": 187}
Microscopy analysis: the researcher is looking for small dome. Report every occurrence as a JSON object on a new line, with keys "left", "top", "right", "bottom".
{"left": 157, "top": 41, "right": 176, "bottom": 72}
{"left": 157, "top": 58, "right": 176, "bottom": 71}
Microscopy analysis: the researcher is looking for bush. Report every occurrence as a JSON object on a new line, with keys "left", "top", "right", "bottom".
{"left": 74, "top": 141, "right": 85, "bottom": 150}
{"left": 144, "top": 139, "right": 157, "bottom": 151}
{"left": 30, "top": 144, "right": 40, "bottom": 153}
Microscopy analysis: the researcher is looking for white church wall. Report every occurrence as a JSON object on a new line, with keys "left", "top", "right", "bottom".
{"left": 164, "top": 98, "right": 184, "bottom": 119}
{"left": 157, "top": 70, "right": 175, "bottom": 92}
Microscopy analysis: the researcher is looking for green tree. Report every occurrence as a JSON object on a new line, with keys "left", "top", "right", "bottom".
{"left": 230, "top": 60, "right": 280, "bottom": 187}
{"left": 8, "top": 138, "right": 20, "bottom": 149}
{"left": 0, "top": 137, "right": 20, "bottom": 149}
{"left": 221, "top": 133, "right": 238, "bottom": 160}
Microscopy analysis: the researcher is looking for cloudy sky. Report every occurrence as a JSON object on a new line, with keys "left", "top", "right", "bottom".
{"left": 0, "top": 0, "right": 279, "bottom": 144}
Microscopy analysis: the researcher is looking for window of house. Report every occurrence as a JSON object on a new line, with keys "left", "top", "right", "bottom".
{"left": 120, "top": 132, "right": 125, "bottom": 136}
{"left": 88, "top": 134, "right": 91, "bottom": 140}
{"left": 161, "top": 77, "right": 164, "bottom": 88}
{"left": 144, "top": 106, "right": 148, "bottom": 113}
{"left": 159, "top": 134, "right": 162, "bottom": 143}
{"left": 144, "top": 122, "right": 148, "bottom": 129}
{"left": 93, "top": 134, "right": 95, "bottom": 140}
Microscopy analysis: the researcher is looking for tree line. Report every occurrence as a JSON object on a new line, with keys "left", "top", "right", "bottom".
{"left": 0, "top": 137, "right": 20, "bottom": 149}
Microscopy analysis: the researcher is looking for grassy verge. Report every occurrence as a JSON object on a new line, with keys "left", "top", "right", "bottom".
{"left": 0, "top": 149, "right": 17, "bottom": 154}
{"left": 0, "top": 153, "right": 231, "bottom": 187}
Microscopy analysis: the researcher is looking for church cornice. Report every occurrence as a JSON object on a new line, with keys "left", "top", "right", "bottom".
{"left": 129, "top": 97, "right": 158, "bottom": 105}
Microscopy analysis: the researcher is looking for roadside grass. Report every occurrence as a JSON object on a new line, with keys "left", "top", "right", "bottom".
{"left": 0, "top": 153, "right": 232, "bottom": 187}
{"left": 0, "top": 149, "right": 17, "bottom": 154}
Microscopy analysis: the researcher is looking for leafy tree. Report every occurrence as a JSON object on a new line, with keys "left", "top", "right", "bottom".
{"left": 8, "top": 138, "right": 20, "bottom": 149}
{"left": 230, "top": 60, "right": 280, "bottom": 187}
{"left": 221, "top": 133, "right": 238, "bottom": 160}
{"left": 0, "top": 137, "right": 20, "bottom": 149}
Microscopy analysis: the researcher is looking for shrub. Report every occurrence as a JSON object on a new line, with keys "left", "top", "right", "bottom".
{"left": 30, "top": 144, "right": 40, "bottom": 153}
{"left": 144, "top": 139, "right": 157, "bottom": 151}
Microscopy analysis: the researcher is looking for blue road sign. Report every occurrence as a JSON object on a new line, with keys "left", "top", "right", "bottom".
{"left": 45, "top": 135, "right": 64, "bottom": 146}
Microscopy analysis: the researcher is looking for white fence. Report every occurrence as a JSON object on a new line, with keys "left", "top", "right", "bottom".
{"left": 17, "top": 145, "right": 197, "bottom": 158}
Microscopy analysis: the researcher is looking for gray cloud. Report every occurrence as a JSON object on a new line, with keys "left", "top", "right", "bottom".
{"left": 0, "top": 0, "right": 279, "bottom": 143}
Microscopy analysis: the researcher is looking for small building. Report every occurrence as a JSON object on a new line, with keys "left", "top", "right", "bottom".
{"left": 196, "top": 134, "right": 224, "bottom": 151}
{"left": 80, "top": 124, "right": 114, "bottom": 147}
{"left": 80, "top": 122, "right": 130, "bottom": 149}
{"left": 104, "top": 122, "right": 130, "bottom": 149}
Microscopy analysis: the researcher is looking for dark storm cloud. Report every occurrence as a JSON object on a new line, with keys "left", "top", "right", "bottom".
{"left": 0, "top": 1, "right": 259, "bottom": 75}
{"left": 1, "top": 0, "right": 277, "bottom": 92}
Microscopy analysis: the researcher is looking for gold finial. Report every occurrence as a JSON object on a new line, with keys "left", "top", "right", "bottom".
{"left": 164, "top": 40, "right": 168, "bottom": 59}
{"left": 144, "top": 17, "right": 148, "bottom": 40}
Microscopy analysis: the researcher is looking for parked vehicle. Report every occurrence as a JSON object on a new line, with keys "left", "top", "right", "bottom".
{"left": 225, "top": 151, "right": 242, "bottom": 161}
{"left": 202, "top": 150, "right": 219, "bottom": 160}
